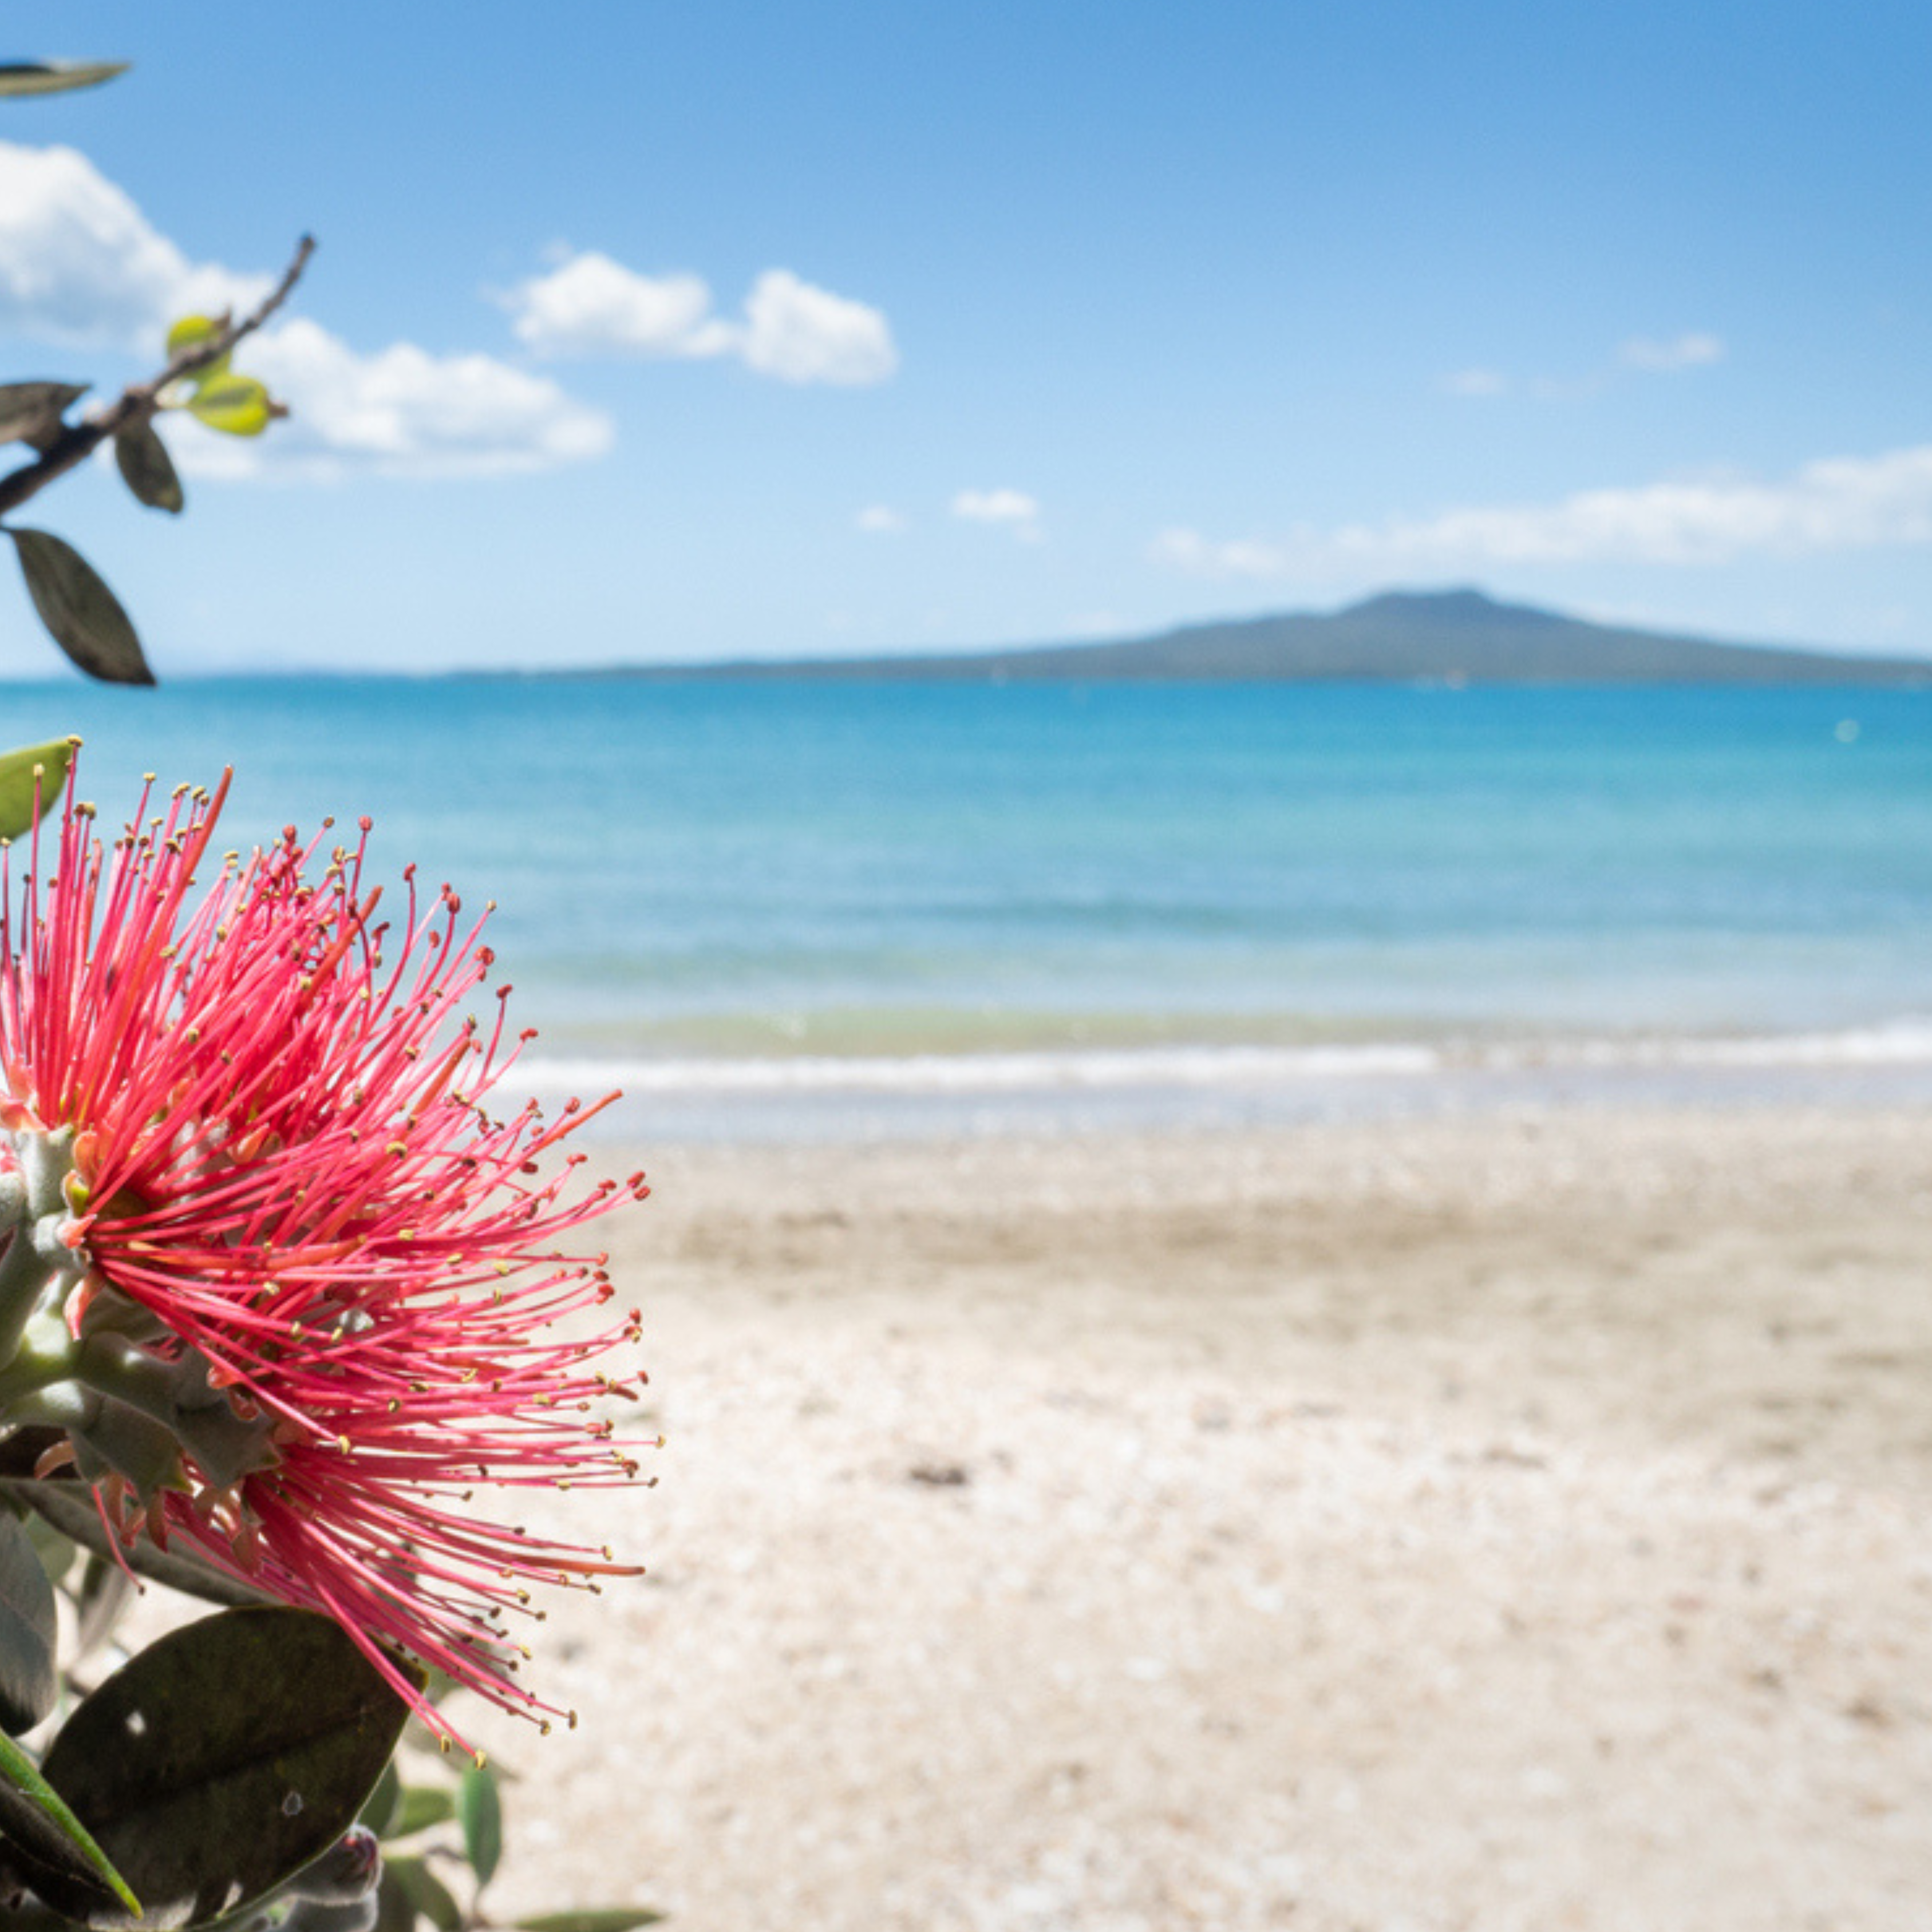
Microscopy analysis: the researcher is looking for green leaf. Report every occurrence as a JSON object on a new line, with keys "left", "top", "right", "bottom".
{"left": 357, "top": 1762, "right": 402, "bottom": 1840}
{"left": 0, "top": 1903, "right": 101, "bottom": 1932}
{"left": 0, "top": 62, "right": 128, "bottom": 100}
{"left": 69, "top": 1554, "right": 137, "bottom": 1662}
{"left": 389, "top": 1787, "right": 454, "bottom": 1839}
{"left": 0, "top": 1728, "right": 140, "bottom": 1921}
{"left": 185, "top": 376, "right": 274, "bottom": 437}
{"left": 24, "top": 1607, "right": 422, "bottom": 1930}
{"left": 7, "top": 1480, "right": 268, "bottom": 1607}
{"left": 0, "top": 382, "right": 88, "bottom": 451}
{"left": 113, "top": 421, "right": 184, "bottom": 514}
{"left": 163, "top": 317, "right": 232, "bottom": 385}
{"left": 21, "top": 1511, "right": 77, "bottom": 1590}
{"left": 371, "top": 1863, "right": 420, "bottom": 1932}
{"left": 165, "top": 315, "right": 224, "bottom": 357}
{"left": 0, "top": 739, "right": 74, "bottom": 842}
{"left": 387, "top": 1859, "right": 461, "bottom": 1932}
{"left": 7, "top": 530, "right": 153, "bottom": 686}
{"left": 0, "top": 1511, "right": 57, "bottom": 1735}
{"left": 455, "top": 1763, "right": 501, "bottom": 1890}
{"left": 516, "top": 1912, "right": 667, "bottom": 1932}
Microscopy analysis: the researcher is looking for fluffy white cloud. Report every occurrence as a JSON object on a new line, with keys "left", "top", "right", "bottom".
{"left": 0, "top": 141, "right": 610, "bottom": 480}
{"left": 734, "top": 270, "right": 896, "bottom": 385}
{"left": 0, "top": 139, "right": 268, "bottom": 350}
{"left": 175, "top": 318, "right": 614, "bottom": 480}
{"left": 953, "top": 488, "right": 1040, "bottom": 525}
{"left": 503, "top": 250, "right": 717, "bottom": 357}
{"left": 1152, "top": 444, "right": 1932, "bottom": 578}
{"left": 505, "top": 251, "right": 897, "bottom": 386}
{"left": 1619, "top": 331, "right": 1726, "bottom": 373}
{"left": 855, "top": 504, "right": 907, "bottom": 534}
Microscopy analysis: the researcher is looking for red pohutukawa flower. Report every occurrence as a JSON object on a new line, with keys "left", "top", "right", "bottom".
{"left": 0, "top": 763, "right": 653, "bottom": 1743}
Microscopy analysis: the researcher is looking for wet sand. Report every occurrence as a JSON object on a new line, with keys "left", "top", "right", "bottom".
{"left": 452, "top": 1101, "right": 1932, "bottom": 1929}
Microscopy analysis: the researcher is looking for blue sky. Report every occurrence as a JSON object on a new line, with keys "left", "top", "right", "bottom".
{"left": 0, "top": 1, "right": 1929, "bottom": 672}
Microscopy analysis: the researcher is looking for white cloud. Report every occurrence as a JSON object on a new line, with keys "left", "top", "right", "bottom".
{"left": 1619, "top": 331, "right": 1726, "bottom": 373}
{"left": 0, "top": 139, "right": 268, "bottom": 350}
{"left": 505, "top": 251, "right": 898, "bottom": 386}
{"left": 0, "top": 140, "right": 610, "bottom": 480}
{"left": 171, "top": 318, "right": 614, "bottom": 481}
{"left": 1442, "top": 367, "right": 1508, "bottom": 398}
{"left": 503, "top": 250, "right": 715, "bottom": 358}
{"left": 856, "top": 504, "right": 907, "bottom": 534}
{"left": 1152, "top": 444, "right": 1932, "bottom": 578}
{"left": 734, "top": 270, "right": 897, "bottom": 385}
{"left": 953, "top": 488, "right": 1040, "bottom": 525}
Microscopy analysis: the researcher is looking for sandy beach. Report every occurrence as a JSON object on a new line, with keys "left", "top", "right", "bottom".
{"left": 429, "top": 1098, "right": 1932, "bottom": 1931}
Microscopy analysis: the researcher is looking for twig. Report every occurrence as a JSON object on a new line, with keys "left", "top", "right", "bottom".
{"left": 0, "top": 233, "right": 315, "bottom": 521}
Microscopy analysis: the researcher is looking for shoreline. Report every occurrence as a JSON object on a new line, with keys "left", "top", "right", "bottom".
{"left": 524, "top": 1031, "right": 1932, "bottom": 1144}
{"left": 452, "top": 1097, "right": 1932, "bottom": 1929}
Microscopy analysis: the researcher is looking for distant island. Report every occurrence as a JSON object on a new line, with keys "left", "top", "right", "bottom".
{"left": 573, "top": 588, "right": 1932, "bottom": 686}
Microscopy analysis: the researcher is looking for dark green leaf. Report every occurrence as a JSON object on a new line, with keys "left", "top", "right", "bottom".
{"left": 7, "top": 531, "right": 153, "bottom": 686}
{"left": 0, "top": 1728, "right": 140, "bottom": 1921}
{"left": 8, "top": 1480, "right": 270, "bottom": 1608}
{"left": 0, "top": 62, "right": 129, "bottom": 100}
{"left": 113, "top": 421, "right": 184, "bottom": 513}
{"left": 455, "top": 1764, "right": 500, "bottom": 1890}
{"left": 70, "top": 1555, "right": 138, "bottom": 1662}
{"left": 0, "top": 1902, "right": 96, "bottom": 1932}
{"left": 387, "top": 1859, "right": 460, "bottom": 1932}
{"left": 356, "top": 1763, "right": 402, "bottom": 1840}
{"left": 0, "top": 1512, "right": 57, "bottom": 1734}
{"left": 389, "top": 1788, "right": 453, "bottom": 1839}
{"left": 0, "top": 382, "right": 87, "bottom": 451}
{"left": 21, "top": 1511, "right": 77, "bottom": 1590}
{"left": 26, "top": 1607, "right": 421, "bottom": 1930}
{"left": 370, "top": 1863, "right": 420, "bottom": 1932}
{"left": 0, "top": 738, "right": 74, "bottom": 843}
{"left": 516, "top": 1912, "right": 667, "bottom": 1932}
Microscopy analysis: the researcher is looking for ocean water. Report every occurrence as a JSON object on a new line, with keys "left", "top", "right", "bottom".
{"left": 2, "top": 675, "right": 1927, "bottom": 1136}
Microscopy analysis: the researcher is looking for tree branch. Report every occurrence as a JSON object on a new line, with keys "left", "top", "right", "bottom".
{"left": 0, "top": 234, "right": 315, "bottom": 522}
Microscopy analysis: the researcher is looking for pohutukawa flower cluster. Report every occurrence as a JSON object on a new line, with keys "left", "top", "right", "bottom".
{"left": 0, "top": 758, "right": 654, "bottom": 1744}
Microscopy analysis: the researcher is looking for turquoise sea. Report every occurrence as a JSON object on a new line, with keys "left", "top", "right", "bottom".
{"left": 2, "top": 676, "right": 1928, "bottom": 1137}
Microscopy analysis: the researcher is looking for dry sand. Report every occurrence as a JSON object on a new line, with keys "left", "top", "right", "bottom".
{"left": 448, "top": 1101, "right": 1932, "bottom": 1930}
